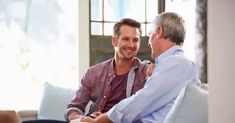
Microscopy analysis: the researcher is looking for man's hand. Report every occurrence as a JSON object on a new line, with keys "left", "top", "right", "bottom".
{"left": 80, "top": 114, "right": 112, "bottom": 123}
{"left": 80, "top": 116, "right": 95, "bottom": 122}
{"left": 90, "top": 111, "right": 102, "bottom": 118}
{"left": 77, "top": 111, "right": 102, "bottom": 122}
{"left": 146, "top": 63, "right": 156, "bottom": 80}
{"left": 68, "top": 111, "right": 84, "bottom": 121}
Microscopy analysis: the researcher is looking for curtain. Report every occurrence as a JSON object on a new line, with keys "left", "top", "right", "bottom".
{"left": 195, "top": 0, "right": 207, "bottom": 83}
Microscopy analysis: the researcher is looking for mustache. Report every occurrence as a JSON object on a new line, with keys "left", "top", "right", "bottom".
{"left": 123, "top": 47, "right": 136, "bottom": 51}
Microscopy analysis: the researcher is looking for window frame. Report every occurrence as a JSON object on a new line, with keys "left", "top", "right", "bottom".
{"left": 89, "top": 0, "right": 165, "bottom": 36}
{"left": 88, "top": 0, "right": 164, "bottom": 66}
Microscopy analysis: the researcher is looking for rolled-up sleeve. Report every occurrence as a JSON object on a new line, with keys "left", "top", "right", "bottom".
{"left": 67, "top": 69, "right": 92, "bottom": 114}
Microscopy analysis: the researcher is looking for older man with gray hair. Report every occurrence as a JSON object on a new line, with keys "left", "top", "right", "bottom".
{"left": 80, "top": 12, "right": 201, "bottom": 123}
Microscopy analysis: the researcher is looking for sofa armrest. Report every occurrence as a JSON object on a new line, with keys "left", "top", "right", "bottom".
{"left": 18, "top": 110, "right": 37, "bottom": 121}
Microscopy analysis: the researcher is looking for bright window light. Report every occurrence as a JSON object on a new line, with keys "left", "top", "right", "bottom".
{"left": 165, "top": 0, "right": 196, "bottom": 62}
{"left": 0, "top": 0, "right": 78, "bottom": 110}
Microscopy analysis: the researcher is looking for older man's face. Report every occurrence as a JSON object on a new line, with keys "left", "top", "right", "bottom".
{"left": 148, "top": 29, "right": 159, "bottom": 59}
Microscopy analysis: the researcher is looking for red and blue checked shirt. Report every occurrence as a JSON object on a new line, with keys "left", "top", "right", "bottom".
{"left": 66, "top": 57, "right": 149, "bottom": 116}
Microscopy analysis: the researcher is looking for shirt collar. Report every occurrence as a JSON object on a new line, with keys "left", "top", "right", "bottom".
{"left": 109, "top": 57, "right": 139, "bottom": 75}
{"left": 155, "top": 45, "right": 183, "bottom": 64}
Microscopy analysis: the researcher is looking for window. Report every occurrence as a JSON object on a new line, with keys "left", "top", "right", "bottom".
{"left": 89, "top": 0, "right": 197, "bottom": 66}
{"left": 0, "top": 0, "right": 78, "bottom": 110}
{"left": 90, "top": 0, "right": 158, "bottom": 36}
{"left": 165, "top": 0, "right": 196, "bottom": 61}
{"left": 89, "top": 0, "right": 160, "bottom": 65}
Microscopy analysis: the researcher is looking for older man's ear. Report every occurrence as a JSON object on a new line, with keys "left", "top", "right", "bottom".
{"left": 0, "top": 110, "right": 21, "bottom": 123}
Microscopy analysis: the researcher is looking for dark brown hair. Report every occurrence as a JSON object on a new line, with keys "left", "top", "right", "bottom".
{"left": 113, "top": 18, "right": 142, "bottom": 37}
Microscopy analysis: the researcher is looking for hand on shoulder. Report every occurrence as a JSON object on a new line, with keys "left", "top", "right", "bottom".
{"left": 146, "top": 63, "right": 156, "bottom": 80}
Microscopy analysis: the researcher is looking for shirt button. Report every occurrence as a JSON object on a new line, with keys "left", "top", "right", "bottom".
{"left": 103, "top": 96, "right": 107, "bottom": 99}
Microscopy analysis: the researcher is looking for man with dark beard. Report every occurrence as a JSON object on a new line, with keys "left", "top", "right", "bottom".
{"left": 65, "top": 18, "right": 151, "bottom": 122}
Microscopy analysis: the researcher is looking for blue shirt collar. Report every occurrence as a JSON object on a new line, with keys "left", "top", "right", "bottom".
{"left": 155, "top": 45, "right": 183, "bottom": 64}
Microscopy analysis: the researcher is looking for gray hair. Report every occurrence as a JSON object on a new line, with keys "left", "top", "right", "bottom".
{"left": 153, "top": 12, "right": 186, "bottom": 45}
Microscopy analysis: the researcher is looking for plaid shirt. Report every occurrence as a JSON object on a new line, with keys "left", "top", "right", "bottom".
{"left": 66, "top": 57, "right": 148, "bottom": 116}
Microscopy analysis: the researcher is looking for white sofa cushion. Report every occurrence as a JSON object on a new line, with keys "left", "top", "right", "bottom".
{"left": 163, "top": 83, "right": 208, "bottom": 123}
{"left": 38, "top": 82, "right": 75, "bottom": 121}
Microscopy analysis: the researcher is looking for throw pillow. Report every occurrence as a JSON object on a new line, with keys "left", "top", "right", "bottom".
{"left": 38, "top": 82, "right": 75, "bottom": 121}
{"left": 163, "top": 83, "right": 208, "bottom": 123}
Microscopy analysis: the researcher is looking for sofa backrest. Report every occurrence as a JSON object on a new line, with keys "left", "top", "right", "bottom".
{"left": 38, "top": 82, "right": 75, "bottom": 121}
{"left": 163, "top": 83, "right": 208, "bottom": 123}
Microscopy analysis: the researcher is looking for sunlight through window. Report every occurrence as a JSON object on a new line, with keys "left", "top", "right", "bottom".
{"left": 0, "top": 0, "right": 78, "bottom": 110}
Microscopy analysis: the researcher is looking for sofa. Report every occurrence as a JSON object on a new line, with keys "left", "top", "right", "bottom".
{"left": 163, "top": 83, "right": 208, "bottom": 123}
{"left": 18, "top": 82, "right": 208, "bottom": 123}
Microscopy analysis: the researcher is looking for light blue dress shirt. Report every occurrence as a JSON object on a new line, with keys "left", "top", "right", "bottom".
{"left": 106, "top": 45, "right": 201, "bottom": 123}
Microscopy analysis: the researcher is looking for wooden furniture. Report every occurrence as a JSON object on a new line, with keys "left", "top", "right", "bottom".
{"left": 0, "top": 110, "right": 21, "bottom": 123}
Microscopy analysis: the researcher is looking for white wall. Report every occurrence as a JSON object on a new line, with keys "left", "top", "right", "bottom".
{"left": 208, "top": 0, "right": 235, "bottom": 123}
{"left": 78, "top": 0, "right": 89, "bottom": 81}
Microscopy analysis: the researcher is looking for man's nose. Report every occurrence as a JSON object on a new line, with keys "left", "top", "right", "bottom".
{"left": 129, "top": 41, "right": 135, "bottom": 47}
